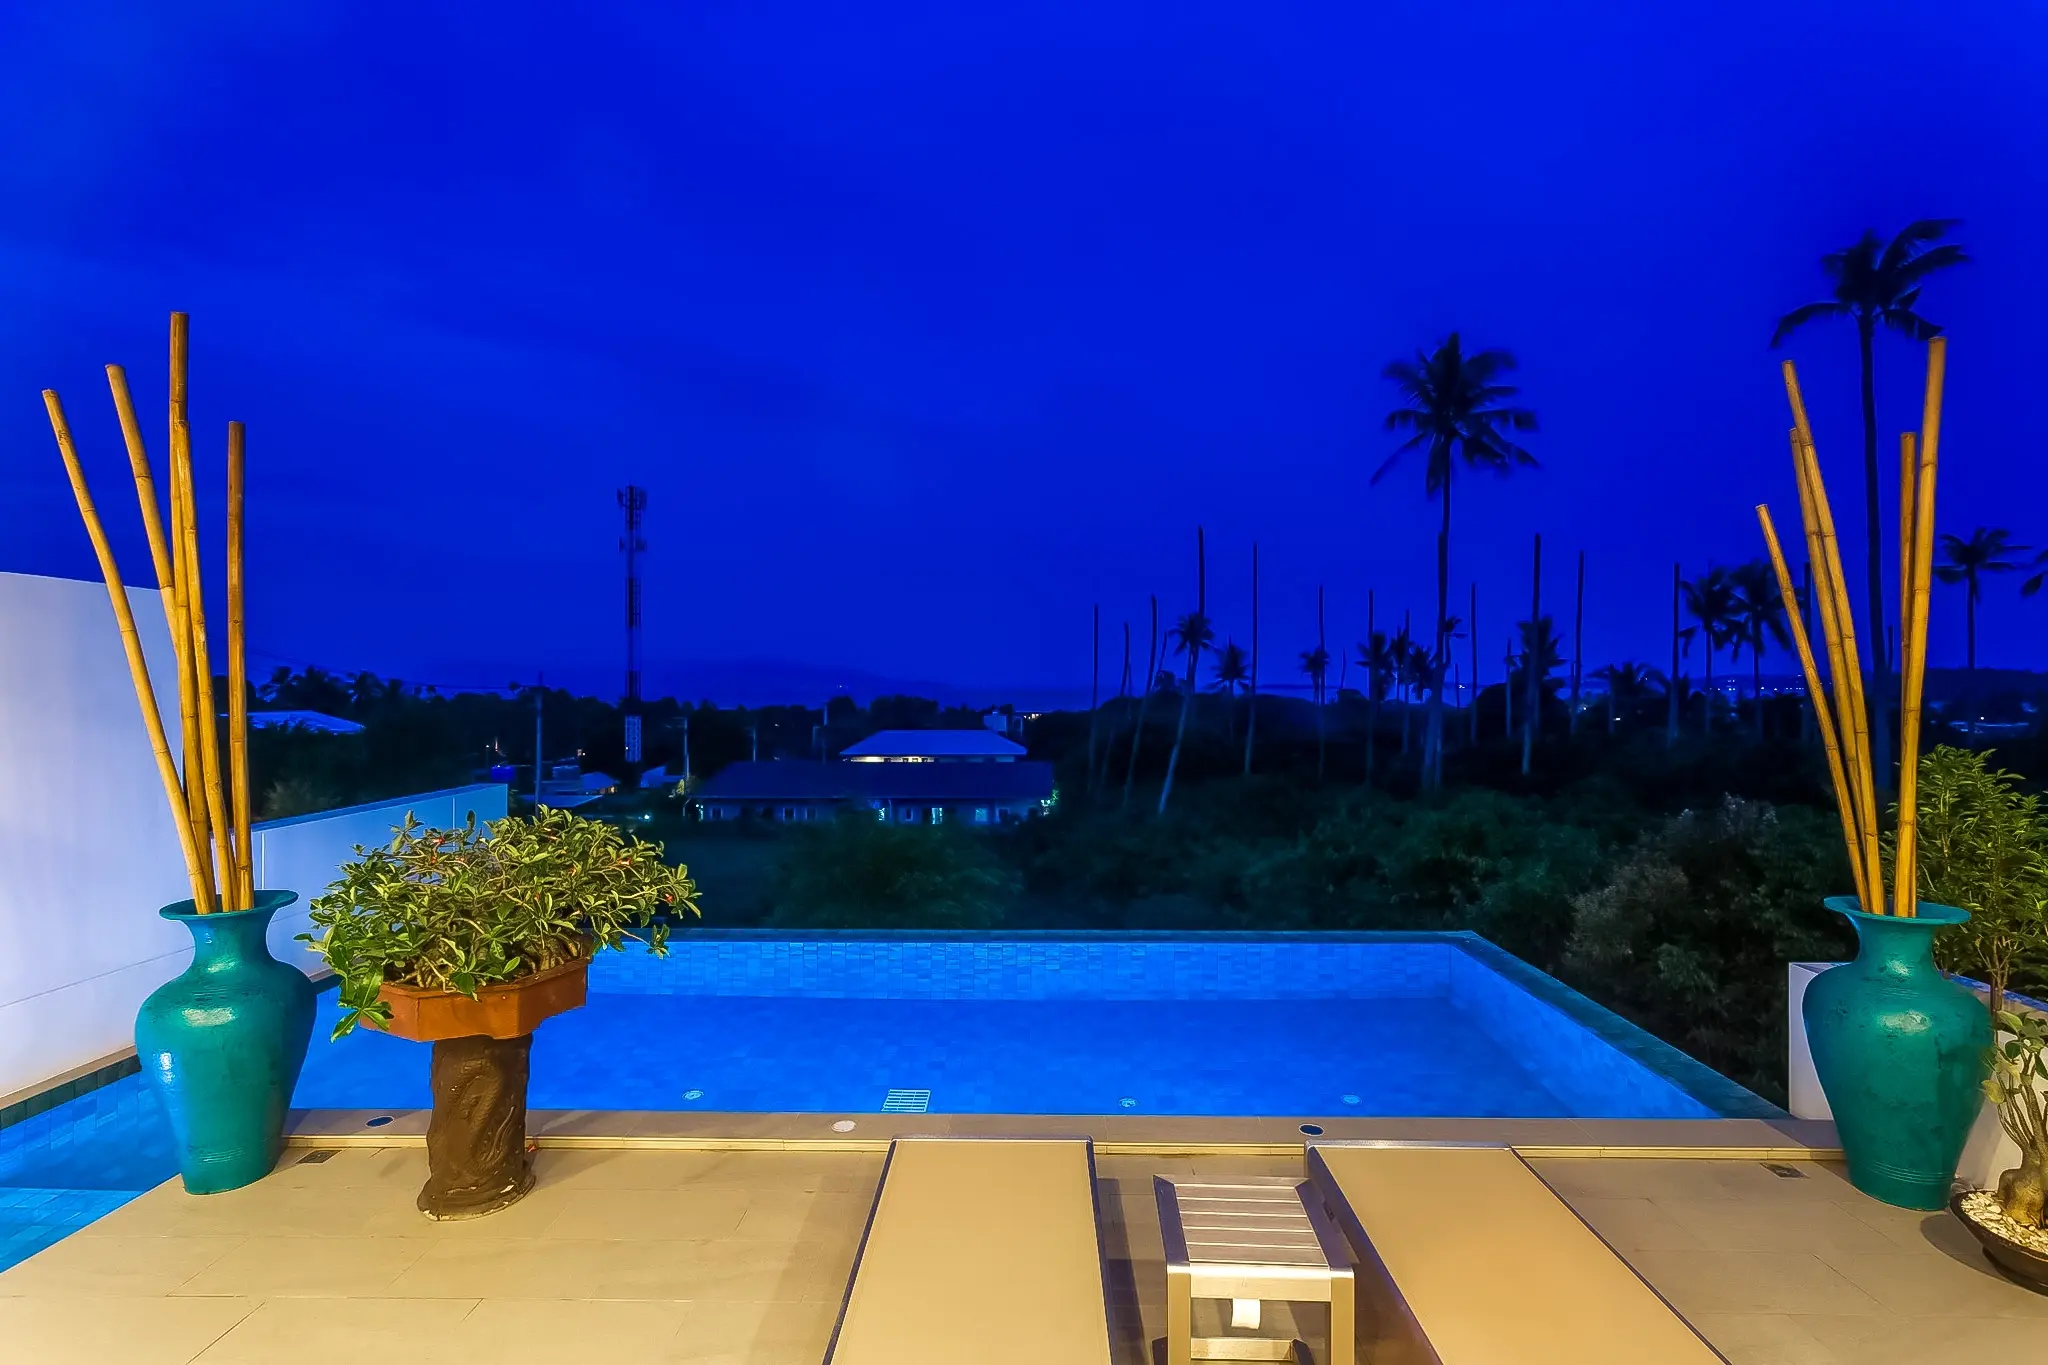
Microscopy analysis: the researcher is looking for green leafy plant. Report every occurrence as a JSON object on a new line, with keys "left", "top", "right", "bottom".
{"left": 1564, "top": 796, "right": 1853, "bottom": 1102}
{"left": 1892, "top": 746, "right": 2048, "bottom": 1015}
{"left": 302, "top": 806, "right": 700, "bottom": 1038}
{"left": 1985, "top": 1008, "right": 2048, "bottom": 1226}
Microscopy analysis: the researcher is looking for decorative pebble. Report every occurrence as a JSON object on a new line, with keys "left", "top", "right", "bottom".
{"left": 1961, "top": 1189, "right": 2048, "bottom": 1254}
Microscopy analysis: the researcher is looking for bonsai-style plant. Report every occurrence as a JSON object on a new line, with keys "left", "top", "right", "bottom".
{"left": 302, "top": 806, "right": 699, "bottom": 1218}
{"left": 1903, "top": 747, "right": 2048, "bottom": 1284}
{"left": 1980, "top": 1010, "right": 2048, "bottom": 1227}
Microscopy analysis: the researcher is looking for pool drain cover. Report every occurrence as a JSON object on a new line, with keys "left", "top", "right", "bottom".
{"left": 881, "top": 1089, "right": 931, "bottom": 1113}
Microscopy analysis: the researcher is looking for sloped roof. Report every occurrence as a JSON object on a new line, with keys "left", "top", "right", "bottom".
{"left": 836, "top": 728, "right": 1026, "bottom": 759}
{"left": 246, "top": 710, "right": 365, "bottom": 735}
{"left": 695, "top": 760, "right": 1053, "bottom": 802}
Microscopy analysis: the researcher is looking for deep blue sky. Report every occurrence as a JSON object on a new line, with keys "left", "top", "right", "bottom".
{"left": 3, "top": 2, "right": 2044, "bottom": 702}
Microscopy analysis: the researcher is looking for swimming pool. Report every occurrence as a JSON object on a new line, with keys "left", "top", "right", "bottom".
{"left": 1, "top": 931, "right": 1772, "bottom": 1273}
{"left": 290, "top": 932, "right": 1769, "bottom": 1120}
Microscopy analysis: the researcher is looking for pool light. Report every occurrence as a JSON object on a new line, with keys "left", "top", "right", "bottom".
{"left": 682, "top": 1089, "right": 704, "bottom": 1100}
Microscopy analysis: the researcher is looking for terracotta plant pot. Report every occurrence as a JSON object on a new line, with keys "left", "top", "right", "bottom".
{"left": 370, "top": 955, "right": 589, "bottom": 1044}
{"left": 1950, "top": 1191, "right": 2048, "bottom": 1295}
{"left": 367, "top": 953, "right": 589, "bottom": 1220}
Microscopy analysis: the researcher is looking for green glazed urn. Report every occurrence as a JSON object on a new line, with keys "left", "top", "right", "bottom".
{"left": 1803, "top": 898, "right": 1990, "bottom": 1210}
{"left": 135, "top": 891, "right": 317, "bottom": 1195}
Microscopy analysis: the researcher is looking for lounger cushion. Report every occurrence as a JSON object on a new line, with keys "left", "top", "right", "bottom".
{"left": 1311, "top": 1144, "right": 1722, "bottom": 1364}
{"left": 827, "top": 1137, "right": 1112, "bottom": 1365}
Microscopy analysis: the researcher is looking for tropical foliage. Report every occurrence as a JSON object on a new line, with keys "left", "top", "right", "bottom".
{"left": 1896, "top": 746, "right": 2048, "bottom": 1016}
{"left": 768, "top": 814, "right": 1017, "bottom": 930}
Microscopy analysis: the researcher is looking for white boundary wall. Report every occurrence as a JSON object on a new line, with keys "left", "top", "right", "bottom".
{"left": 1788, "top": 960, "right": 2026, "bottom": 1191}
{"left": 0, "top": 570, "right": 505, "bottom": 1102}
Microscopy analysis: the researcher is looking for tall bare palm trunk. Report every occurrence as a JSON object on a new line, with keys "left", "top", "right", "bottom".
{"left": 1158, "top": 530, "right": 1205, "bottom": 818}
{"left": 1425, "top": 480, "right": 1451, "bottom": 790}
{"left": 1244, "top": 543, "right": 1258, "bottom": 777}
{"left": 1122, "top": 596, "right": 1157, "bottom": 811}
{"left": 1365, "top": 590, "right": 1377, "bottom": 786}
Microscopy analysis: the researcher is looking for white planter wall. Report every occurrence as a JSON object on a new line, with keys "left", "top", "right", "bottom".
{"left": 1787, "top": 958, "right": 2024, "bottom": 1191}
{"left": 0, "top": 570, "right": 506, "bottom": 1103}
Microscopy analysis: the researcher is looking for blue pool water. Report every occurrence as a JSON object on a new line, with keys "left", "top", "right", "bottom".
{"left": 292, "top": 933, "right": 1750, "bottom": 1120}
{"left": 1, "top": 932, "right": 1769, "bottom": 1273}
{"left": 0, "top": 1076, "right": 175, "bottom": 1271}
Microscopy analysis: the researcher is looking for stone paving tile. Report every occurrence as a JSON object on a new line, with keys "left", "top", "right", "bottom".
{"left": 2, "top": 1146, "right": 2043, "bottom": 1362}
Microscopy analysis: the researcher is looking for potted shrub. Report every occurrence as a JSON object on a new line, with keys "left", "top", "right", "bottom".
{"left": 301, "top": 806, "right": 699, "bottom": 1219}
{"left": 1953, "top": 1009, "right": 2048, "bottom": 1290}
{"left": 1907, "top": 746, "right": 2048, "bottom": 1288}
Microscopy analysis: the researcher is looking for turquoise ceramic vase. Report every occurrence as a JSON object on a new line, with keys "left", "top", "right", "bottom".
{"left": 135, "top": 891, "right": 317, "bottom": 1195}
{"left": 1803, "top": 898, "right": 1990, "bottom": 1210}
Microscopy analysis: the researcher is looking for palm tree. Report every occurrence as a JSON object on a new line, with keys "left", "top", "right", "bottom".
{"left": 1592, "top": 661, "right": 1661, "bottom": 734}
{"left": 1302, "top": 585, "right": 1335, "bottom": 777}
{"left": 1509, "top": 616, "right": 1563, "bottom": 736}
{"left": 1390, "top": 620, "right": 1418, "bottom": 754}
{"left": 1357, "top": 630, "right": 1397, "bottom": 784}
{"left": 1681, "top": 566, "right": 1739, "bottom": 733}
{"left": 1935, "top": 527, "right": 2027, "bottom": 671}
{"left": 1211, "top": 640, "right": 1250, "bottom": 744}
{"left": 1727, "top": 561, "right": 1791, "bottom": 737}
{"left": 1377, "top": 333, "right": 1538, "bottom": 790}
{"left": 1158, "top": 531, "right": 1212, "bottom": 817}
{"left": 1299, "top": 642, "right": 1331, "bottom": 777}
{"left": 1773, "top": 220, "right": 1968, "bottom": 782}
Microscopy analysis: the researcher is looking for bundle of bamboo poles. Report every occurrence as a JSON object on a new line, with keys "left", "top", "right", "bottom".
{"left": 43, "top": 313, "right": 255, "bottom": 914}
{"left": 1756, "top": 336, "right": 1946, "bottom": 917}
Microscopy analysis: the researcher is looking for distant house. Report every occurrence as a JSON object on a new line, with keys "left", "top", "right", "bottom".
{"left": 692, "top": 759, "right": 1053, "bottom": 827}
{"left": 837, "top": 729, "right": 1027, "bottom": 763}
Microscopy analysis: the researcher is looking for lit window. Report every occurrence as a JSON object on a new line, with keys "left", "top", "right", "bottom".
{"left": 930, "top": 806, "right": 944, "bottom": 825}
{"left": 973, "top": 807, "right": 989, "bottom": 823}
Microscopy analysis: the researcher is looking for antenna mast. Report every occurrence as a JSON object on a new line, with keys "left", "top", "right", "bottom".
{"left": 618, "top": 485, "right": 647, "bottom": 763}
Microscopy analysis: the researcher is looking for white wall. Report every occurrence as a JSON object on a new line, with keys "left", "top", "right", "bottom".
{"left": 0, "top": 568, "right": 506, "bottom": 1102}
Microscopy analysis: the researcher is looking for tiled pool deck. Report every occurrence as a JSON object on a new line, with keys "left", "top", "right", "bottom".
{"left": 0, "top": 1134, "right": 2039, "bottom": 1364}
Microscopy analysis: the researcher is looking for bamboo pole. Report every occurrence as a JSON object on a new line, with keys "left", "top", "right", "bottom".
{"left": 1788, "top": 415, "right": 1882, "bottom": 909}
{"left": 106, "top": 366, "right": 176, "bottom": 599}
{"left": 226, "top": 421, "right": 254, "bottom": 909}
{"left": 44, "top": 391, "right": 211, "bottom": 908}
{"left": 1900, "top": 431, "right": 1916, "bottom": 682}
{"left": 1759, "top": 502, "right": 1869, "bottom": 913}
{"left": 108, "top": 361, "right": 195, "bottom": 830}
{"left": 1785, "top": 359, "right": 1887, "bottom": 904}
{"left": 176, "top": 437, "right": 235, "bottom": 908}
{"left": 167, "top": 319, "right": 211, "bottom": 889}
{"left": 1896, "top": 337, "right": 1948, "bottom": 919}
{"left": 169, "top": 314, "right": 234, "bottom": 908}
{"left": 1801, "top": 434, "right": 1886, "bottom": 908}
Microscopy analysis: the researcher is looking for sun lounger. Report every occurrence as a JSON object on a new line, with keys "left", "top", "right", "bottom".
{"left": 1307, "top": 1143, "right": 1725, "bottom": 1364}
{"left": 824, "top": 1136, "right": 1114, "bottom": 1365}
